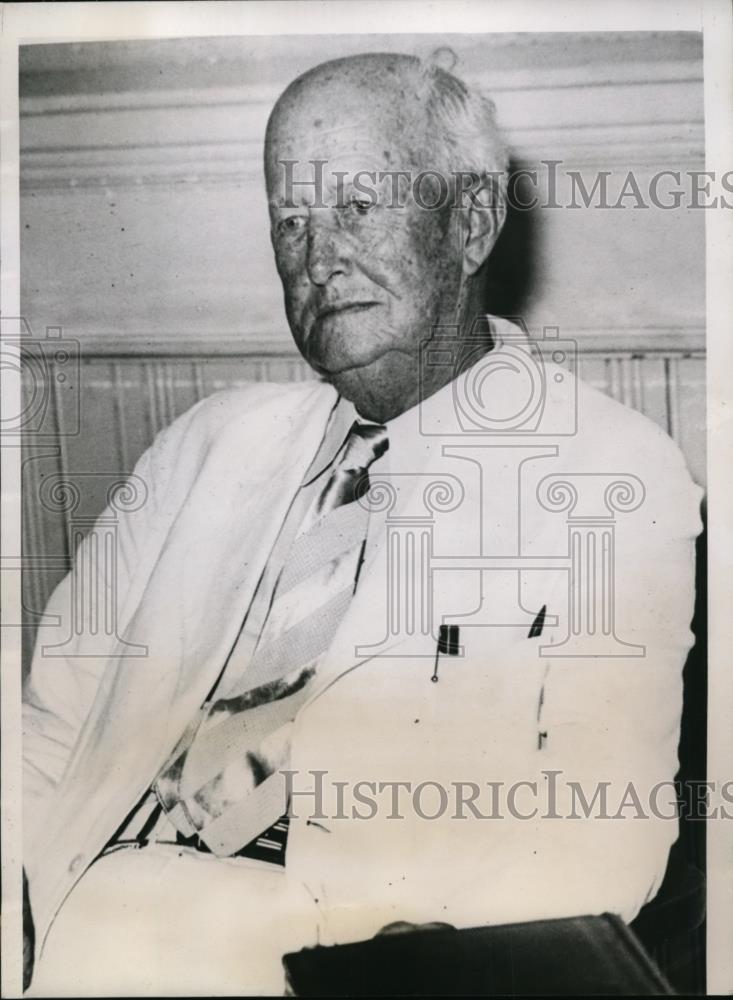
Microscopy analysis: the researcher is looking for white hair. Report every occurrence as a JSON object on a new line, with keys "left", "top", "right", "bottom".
{"left": 415, "top": 48, "right": 509, "bottom": 187}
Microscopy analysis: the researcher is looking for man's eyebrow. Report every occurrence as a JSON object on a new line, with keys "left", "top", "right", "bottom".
{"left": 268, "top": 198, "right": 304, "bottom": 210}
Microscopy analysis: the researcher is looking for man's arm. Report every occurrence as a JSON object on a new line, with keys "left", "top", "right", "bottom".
{"left": 21, "top": 441, "right": 160, "bottom": 990}
{"left": 21, "top": 383, "right": 250, "bottom": 844}
{"left": 450, "top": 428, "right": 703, "bottom": 926}
{"left": 22, "top": 441, "right": 162, "bottom": 837}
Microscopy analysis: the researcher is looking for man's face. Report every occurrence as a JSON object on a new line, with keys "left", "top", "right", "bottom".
{"left": 265, "top": 70, "right": 465, "bottom": 421}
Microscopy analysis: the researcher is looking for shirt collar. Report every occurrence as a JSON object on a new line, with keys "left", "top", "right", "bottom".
{"left": 302, "top": 385, "right": 431, "bottom": 486}
{"left": 301, "top": 394, "right": 359, "bottom": 486}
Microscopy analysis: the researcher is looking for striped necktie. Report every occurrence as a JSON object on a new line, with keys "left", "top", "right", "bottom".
{"left": 155, "top": 421, "right": 388, "bottom": 858}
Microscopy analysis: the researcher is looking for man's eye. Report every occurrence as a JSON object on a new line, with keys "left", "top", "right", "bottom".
{"left": 347, "top": 197, "right": 375, "bottom": 215}
{"left": 277, "top": 216, "right": 307, "bottom": 235}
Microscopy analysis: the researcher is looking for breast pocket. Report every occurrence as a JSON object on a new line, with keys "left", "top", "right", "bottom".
{"left": 434, "top": 619, "right": 550, "bottom": 763}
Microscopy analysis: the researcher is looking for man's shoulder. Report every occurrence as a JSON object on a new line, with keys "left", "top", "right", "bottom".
{"left": 535, "top": 367, "right": 703, "bottom": 550}
{"left": 137, "top": 379, "right": 337, "bottom": 508}
{"left": 570, "top": 369, "right": 690, "bottom": 476}
{"left": 189, "top": 378, "right": 329, "bottom": 428}
{"left": 479, "top": 319, "right": 691, "bottom": 480}
{"left": 156, "top": 378, "right": 333, "bottom": 449}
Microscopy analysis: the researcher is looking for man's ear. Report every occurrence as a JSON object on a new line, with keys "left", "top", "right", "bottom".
{"left": 461, "top": 175, "right": 507, "bottom": 276}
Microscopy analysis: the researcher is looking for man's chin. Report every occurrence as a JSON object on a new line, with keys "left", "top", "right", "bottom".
{"left": 324, "top": 355, "right": 417, "bottom": 423}
{"left": 308, "top": 350, "right": 386, "bottom": 381}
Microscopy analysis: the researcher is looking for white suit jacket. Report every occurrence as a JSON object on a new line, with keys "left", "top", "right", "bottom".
{"left": 24, "top": 326, "right": 702, "bottom": 954}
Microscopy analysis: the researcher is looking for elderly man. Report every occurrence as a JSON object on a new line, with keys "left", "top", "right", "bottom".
{"left": 23, "top": 53, "right": 701, "bottom": 994}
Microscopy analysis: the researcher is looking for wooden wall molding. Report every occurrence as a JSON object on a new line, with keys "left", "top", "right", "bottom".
{"left": 20, "top": 50, "right": 704, "bottom": 190}
{"left": 22, "top": 326, "right": 704, "bottom": 359}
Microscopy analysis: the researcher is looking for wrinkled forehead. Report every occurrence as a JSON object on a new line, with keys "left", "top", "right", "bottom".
{"left": 264, "top": 65, "right": 433, "bottom": 201}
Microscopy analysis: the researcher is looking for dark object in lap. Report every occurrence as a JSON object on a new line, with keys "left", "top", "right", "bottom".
{"left": 283, "top": 913, "right": 674, "bottom": 996}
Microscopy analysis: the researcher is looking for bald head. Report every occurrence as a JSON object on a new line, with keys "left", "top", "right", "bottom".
{"left": 265, "top": 52, "right": 507, "bottom": 197}
{"left": 263, "top": 52, "right": 507, "bottom": 422}
{"left": 265, "top": 54, "right": 435, "bottom": 193}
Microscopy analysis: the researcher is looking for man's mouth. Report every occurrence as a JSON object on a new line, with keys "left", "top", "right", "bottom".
{"left": 315, "top": 300, "right": 381, "bottom": 321}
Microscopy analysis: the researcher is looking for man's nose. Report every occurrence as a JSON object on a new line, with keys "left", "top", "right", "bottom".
{"left": 306, "top": 216, "right": 353, "bottom": 285}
